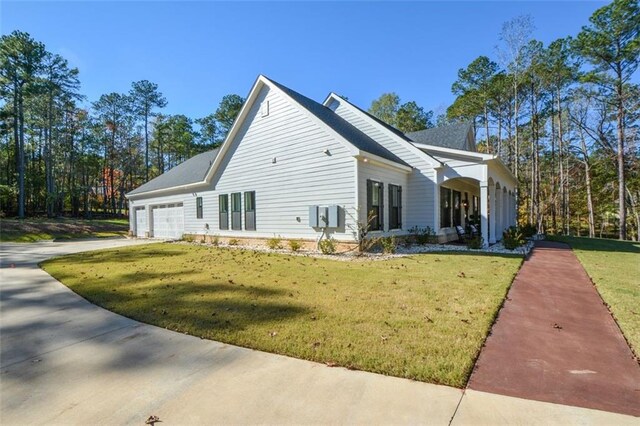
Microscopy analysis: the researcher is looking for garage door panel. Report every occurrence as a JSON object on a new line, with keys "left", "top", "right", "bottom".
{"left": 152, "top": 204, "right": 184, "bottom": 239}
{"left": 135, "top": 208, "right": 147, "bottom": 237}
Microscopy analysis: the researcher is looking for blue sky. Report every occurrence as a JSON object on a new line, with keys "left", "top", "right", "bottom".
{"left": 3, "top": 1, "right": 607, "bottom": 120}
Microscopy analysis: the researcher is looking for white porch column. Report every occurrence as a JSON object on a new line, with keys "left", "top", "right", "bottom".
{"left": 480, "top": 181, "right": 489, "bottom": 248}
{"left": 503, "top": 189, "right": 508, "bottom": 231}
{"left": 495, "top": 188, "right": 502, "bottom": 241}
{"left": 489, "top": 183, "right": 496, "bottom": 244}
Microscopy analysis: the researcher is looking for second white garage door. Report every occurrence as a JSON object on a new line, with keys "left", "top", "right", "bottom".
{"left": 152, "top": 204, "right": 184, "bottom": 239}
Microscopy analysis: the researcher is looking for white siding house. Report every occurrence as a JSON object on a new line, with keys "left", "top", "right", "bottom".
{"left": 127, "top": 75, "right": 517, "bottom": 248}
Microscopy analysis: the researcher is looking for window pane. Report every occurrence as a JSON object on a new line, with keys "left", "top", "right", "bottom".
{"left": 219, "top": 195, "right": 228, "bottom": 212}
{"left": 231, "top": 193, "right": 241, "bottom": 212}
{"left": 372, "top": 183, "right": 379, "bottom": 205}
{"left": 244, "top": 191, "right": 255, "bottom": 212}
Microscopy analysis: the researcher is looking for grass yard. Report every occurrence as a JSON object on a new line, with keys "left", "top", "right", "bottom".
{"left": 550, "top": 236, "right": 640, "bottom": 355}
{"left": 42, "top": 243, "right": 523, "bottom": 387}
{"left": 0, "top": 217, "right": 129, "bottom": 242}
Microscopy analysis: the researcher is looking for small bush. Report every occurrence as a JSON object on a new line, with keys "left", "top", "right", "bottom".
{"left": 503, "top": 226, "right": 525, "bottom": 250}
{"left": 228, "top": 238, "right": 239, "bottom": 246}
{"left": 288, "top": 240, "right": 302, "bottom": 252}
{"left": 466, "top": 235, "right": 484, "bottom": 250}
{"left": 409, "top": 226, "right": 437, "bottom": 245}
{"left": 519, "top": 223, "right": 537, "bottom": 238}
{"left": 380, "top": 236, "right": 397, "bottom": 254}
{"left": 182, "top": 234, "right": 195, "bottom": 243}
{"left": 318, "top": 238, "right": 337, "bottom": 255}
{"left": 267, "top": 236, "right": 283, "bottom": 250}
{"left": 210, "top": 235, "right": 220, "bottom": 246}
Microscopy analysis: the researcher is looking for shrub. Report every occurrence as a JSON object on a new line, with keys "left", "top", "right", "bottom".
{"left": 288, "top": 240, "right": 302, "bottom": 252}
{"left": 356, "top": 210, "right": 379, "bottom": 253}
{"left": 519, "top": 223, "right": 537, "bottom": 238}
{"left": 466, "top": 235, "right": 484, "bottom": 250}
{"left": 408, "top": 226, "right": 437, "bottom": 245}
{"left": 380, "top": 236, "right": 397, "bottom": 254}
{"left": 182, "top": 234, "right": 195, "bottom": 243}
{"left": 503, "top": 226, "right": 525, "bottom": 250}
{"left": 318, "top": 238, "right": 337, "bottom": 255}
{"left": 228, "top": 238, "right": 239, "bottom": 246}
{"left": 266, "top": 236, "right": 283, "bottom": 250}
{"left": 210, "top": 235, "right": 220, "bottom": 246}
{"left": 358, "top": 236, "right": 379, "bottom": 253}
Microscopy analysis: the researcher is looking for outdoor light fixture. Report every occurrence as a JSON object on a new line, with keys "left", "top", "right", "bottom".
{"left": 363, "top": 158, "right": 369, "bottom": 163}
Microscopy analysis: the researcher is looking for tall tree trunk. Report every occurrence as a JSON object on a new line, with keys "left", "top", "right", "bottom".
{"left": 513, "top": 78, "right": 520, "bottom": 214}
{"left": 550, "top": 92, "right": 557, "bottom": 232}
{"left": 616, "top": 74, "right": 626, "bottom": 240}
{"left": 144, "top": 108, "right": 149, "bottom": 182}
{"left": 497, "top": 115, "right": 503, "bottom": 159}
{"left": 12, "top": 84, "right": 20, "bottom": 216}
{"left": 579, "top": 129, "right": 595, "bottom": 238}
{"left": 484, "top": 105, "right": 490, "bottom": 153}
{"left": 17, "top": 89, "right": 26, "bottom": 219}
{"left": 559, "top": 105, "right": 566, "bottom": 234}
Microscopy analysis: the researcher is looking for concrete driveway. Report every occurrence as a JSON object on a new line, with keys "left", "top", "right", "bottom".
{"left": 0, "top": 239, "right": 636, "bottom": 425}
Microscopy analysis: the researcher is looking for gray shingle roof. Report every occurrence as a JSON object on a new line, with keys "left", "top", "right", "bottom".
{"left": 127, "top": 149, "right": 219, "bottom": 196}
{"left": 267, "top": 78, "right": 410, "bottom": 167}
{"left": 405, "top": 122, "right": 475, "bottom": 152}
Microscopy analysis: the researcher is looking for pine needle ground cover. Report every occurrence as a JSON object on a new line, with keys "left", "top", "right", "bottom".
{"left": 42, "top": 243, "right": 522, "bottom": 387}
{"left": 550, "top": 236, "right": 640, "bottom": 355}
{"left": 1, "top": 218, "right": 129, "bottom": 242}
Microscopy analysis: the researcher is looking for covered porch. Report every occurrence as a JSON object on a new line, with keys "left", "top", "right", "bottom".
{"left": 434, "top": 155, "right": 517, "bottom": 247}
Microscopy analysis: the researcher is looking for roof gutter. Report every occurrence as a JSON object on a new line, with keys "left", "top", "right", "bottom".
{"left": 126, "top": 181, "right": 207, "bottom": 200}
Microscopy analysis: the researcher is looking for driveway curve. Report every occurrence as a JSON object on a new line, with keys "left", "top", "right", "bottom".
{"left": 1, "top": 239, "right": 636, "bottom": 425}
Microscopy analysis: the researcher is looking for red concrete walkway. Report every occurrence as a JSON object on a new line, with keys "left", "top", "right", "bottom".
{"left": 468, "top": 241, "right": 640, "bottom": 417}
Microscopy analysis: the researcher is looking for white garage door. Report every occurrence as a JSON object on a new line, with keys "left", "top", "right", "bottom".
{"left": 135, "top": 207, "right": 147, "bottom": 237}
{"left": 152, "top": 204, "right": 184, "bottom": 239}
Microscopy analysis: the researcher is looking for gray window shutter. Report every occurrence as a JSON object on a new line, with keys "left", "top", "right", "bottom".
{"left": 366, "top": 180, "right": 372, "bottom": 221}
{"left": 378, "top": 182, "right": 384, "bottom": 231}
{"left": 398, "top": 186, "right": 402, "bottom": 229}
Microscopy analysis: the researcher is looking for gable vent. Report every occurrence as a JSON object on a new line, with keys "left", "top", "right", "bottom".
{"left": 261, "top": 100, "right": 270, "bottom": 117}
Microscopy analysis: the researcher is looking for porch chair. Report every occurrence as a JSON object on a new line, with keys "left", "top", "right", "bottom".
{"left": 455, "top": 225, "right": 469, "bottom": 243}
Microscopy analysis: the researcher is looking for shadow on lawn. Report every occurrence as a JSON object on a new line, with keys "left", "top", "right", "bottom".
{"left": 63, "top": 269, "right": 310, "bottom": 335}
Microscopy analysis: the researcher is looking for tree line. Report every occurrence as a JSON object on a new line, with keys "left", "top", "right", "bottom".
{"left": 1, "top": 0, "right": 638, "bottom": 242}
{"left": 367, "top": 0, "right": 639, "bottom": 241}
{"left": 0, "top": 31, "right": 244, "bottom": 218}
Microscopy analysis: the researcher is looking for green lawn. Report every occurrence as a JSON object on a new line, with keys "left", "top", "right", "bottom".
{"left": 550, "top": 236, "right": 640, "bottom": 355}
{"left": 0, "top": 217, "right": 129, "bottom": 242}
{"left": 42, "top": 243, "right": 523, "bottom": 387}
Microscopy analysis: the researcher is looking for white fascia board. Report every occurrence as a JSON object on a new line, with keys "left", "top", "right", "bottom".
{"left": 412, "top": 142, "right": 494, "bottom": 162}
{"left": 323, "top": 93, "right": 444, "bottom": 168}
{"left": 126, "top": 181, "right": 206, "bottom": 200}
{"left": 355, "top": 151, "right": 413, "bottom": 173}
